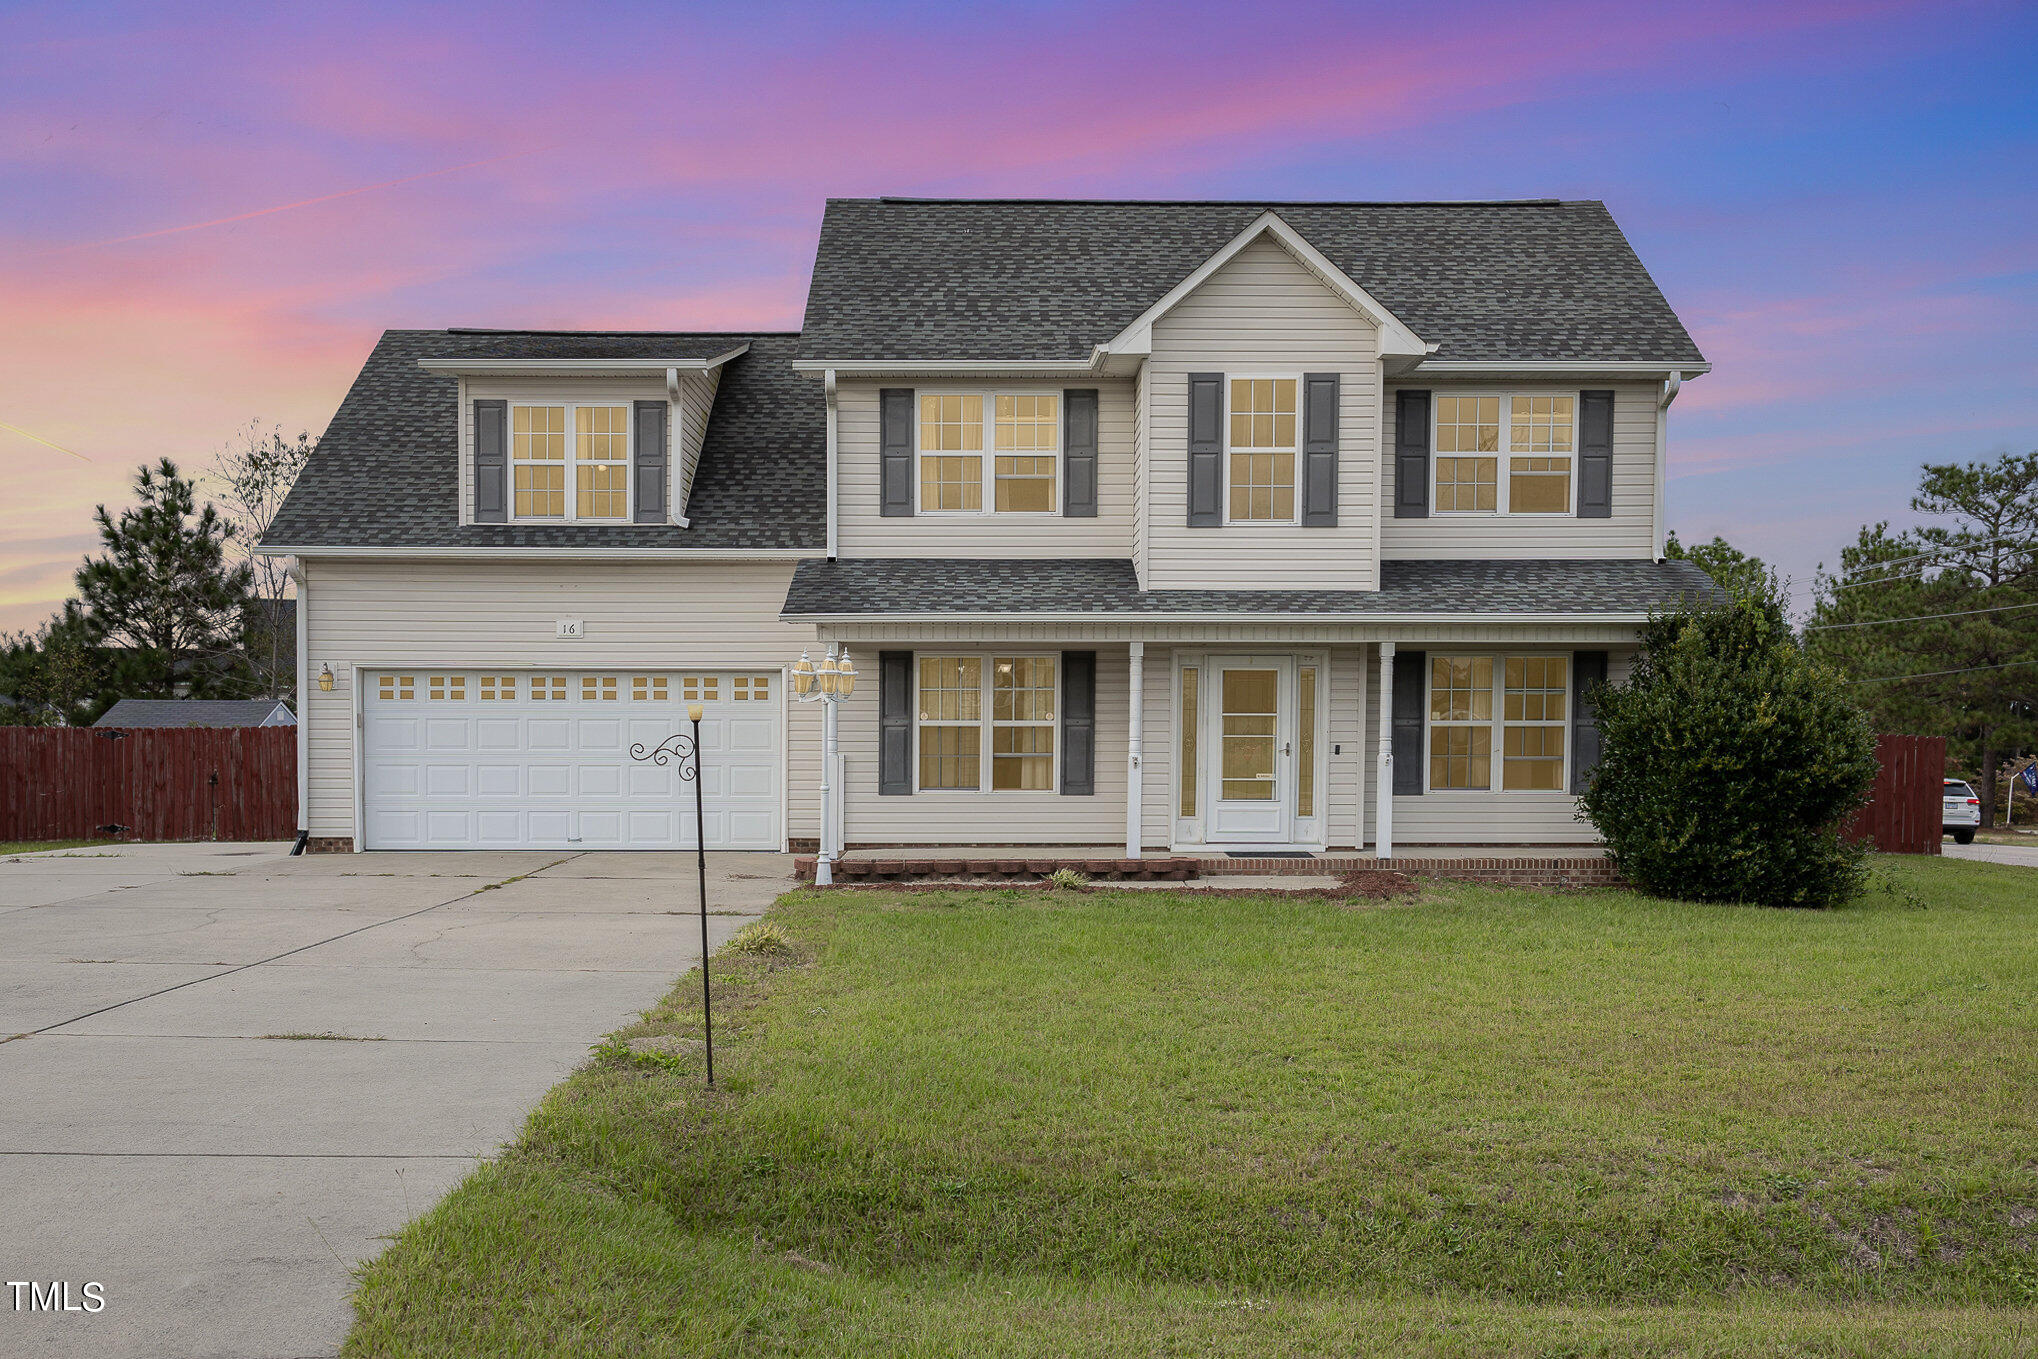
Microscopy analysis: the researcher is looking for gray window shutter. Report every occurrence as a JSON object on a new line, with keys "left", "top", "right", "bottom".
{"left": 879, "top": 651, "right": 912, "bottom": 794}
{"left": 1391, "top": 649, "right": 1425, "bottom": 796}
{"left": 880, "top": 388, "right": 915, "bottom": 517}
{"left": 1570, "top": 650, "right": 1608, "bottom": 793}
{"left": 473, "top": 399, "right": 507, "bottom": 523}
{"left": 1060, "top": 650, "right": 1096, "bottom": 795}
{"left": 1187, "top": 372, "right": 1223, "bottom": 526}
{"left": 1394, "top": 390, "right": 1430, "bottom": 518}
{"left": 1062, "top": 389, "right": 1098, "bottom": 518}
{"left": 1302, "top": 372, "right": 1339, "bottom": 526}
{"left": 632, "top": 400, "right": 667, "bottom": 524}
{"left": 1578, "top": 390, "right": 1614, "bottom": 518}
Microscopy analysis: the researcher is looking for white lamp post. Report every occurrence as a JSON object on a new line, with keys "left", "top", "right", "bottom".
{"left": 791, "top": 644, "right": 856, "bottom": 885}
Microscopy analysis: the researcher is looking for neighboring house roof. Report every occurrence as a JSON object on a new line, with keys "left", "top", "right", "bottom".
{"left": 95, "top": 699, "right": 297, "bottom": 728}
{"left": 782, "top": 558, "right": 1720, "bottom": 620}
{"left": 799, "top": 198, "right": 1705, "bottom": 365}
{"left": 263, "top": 330, "right": 825, "bottom": 552}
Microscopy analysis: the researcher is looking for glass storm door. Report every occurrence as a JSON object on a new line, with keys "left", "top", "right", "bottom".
{"left": 1209, "top": 659, "right": 1291, "bottom": 842}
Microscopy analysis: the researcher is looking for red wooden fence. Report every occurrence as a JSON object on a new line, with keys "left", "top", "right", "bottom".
{"left": 0, "top": 726, "right": 296, "bottom": 843}
{"left": 1844, "top": 733, "right": 1945, "bottom": 855}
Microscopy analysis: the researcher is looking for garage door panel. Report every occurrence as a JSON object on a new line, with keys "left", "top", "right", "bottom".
{"left": 364, "top": 670, "right": 781, "bottom": 851}
{"left": 526, "top": 719, "right": 572, "bottom": 751}
{"left": 476, "top": 719, "right": 522, "bottom": 751}
{"left": 475, "top": 763, "right": 523, "bottom": 796}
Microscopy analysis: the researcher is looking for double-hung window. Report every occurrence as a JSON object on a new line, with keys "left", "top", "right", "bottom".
{"left": 510, "top": 403, "right": 631, "bottom": 521}
{"left": 918, "top": 393, "right": 1060, "bottom": 514}
{"left": 1227, "top": 376, "right": 1298, "bottom": 522}
{"left": 916, "top": 654, "right": 1058, "bottom": 791}
{"left": 1426, "top": 654, "right": 1571, "bottom": 792}
{"left": 1433, "top": 394, "right": 1576, "bottom": 515}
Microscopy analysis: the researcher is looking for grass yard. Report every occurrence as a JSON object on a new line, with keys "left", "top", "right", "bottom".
{"left": 0, "top": 838, "right": 108, "bottom": 856}
{"left": 348, "top": 859, "right": 2038, "bottom": 1356}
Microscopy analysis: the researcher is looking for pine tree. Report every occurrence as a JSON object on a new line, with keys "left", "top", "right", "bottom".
{"left": 74, "top": 459, "right": 253, "bottom": 698}
{"left": 1807, "top": 453, "right": 2038, "bottom": 829}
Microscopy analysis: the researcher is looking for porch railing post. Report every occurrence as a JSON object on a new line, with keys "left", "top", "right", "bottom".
{"left": 1125, "top": 641, "right": 1144, "bottom": 858}
{"left": 1376, "top": 640, "right": 1395, "bottom": 860}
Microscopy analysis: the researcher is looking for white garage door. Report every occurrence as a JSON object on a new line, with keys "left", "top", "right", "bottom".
{"left": 362, "top": 670, "right": 782, "bottom": 850}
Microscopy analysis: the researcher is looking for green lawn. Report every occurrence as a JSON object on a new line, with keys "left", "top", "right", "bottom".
{"left": 0, "top": 839, "right": 109, "bottom": 856}
{"left": 348, "top": 860, "right": 2038, "bottom": 1356}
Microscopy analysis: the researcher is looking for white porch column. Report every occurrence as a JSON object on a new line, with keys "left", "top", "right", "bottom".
{"left": 1375, "top": 641, "right": 1395, "bottom": 860}
{"left": 1126, "top": 642, "right": 1144, "bottom": 858}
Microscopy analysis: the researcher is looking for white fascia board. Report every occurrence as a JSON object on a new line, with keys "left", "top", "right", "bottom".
{"left": 417, "top": 345, "right": 750, "bottom": 376}
{"left": 789, "top": 353, "right": 1112, "bottom": 377}
{"left": 257, "top": 545, "right": 815, "bottom": 561}
{"left": 781, "top": 610, "right": 1651, "bottom": 626}
{"left": 1411, "top": 360, "right": 1712, "bottom": 378}
{"left": 1101, "top": 211, "right": 1429, "bottom": 359}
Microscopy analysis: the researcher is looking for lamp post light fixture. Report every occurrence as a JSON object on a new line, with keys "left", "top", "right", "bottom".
{"left": 791, "top": 644, "right": 856, "bottom": 884}
{"left": 629, "top": 701, "right": 716, "bottom": 1085}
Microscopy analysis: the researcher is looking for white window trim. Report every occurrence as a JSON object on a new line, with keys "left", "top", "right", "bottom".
{"left": 1422, "top": 651, "right": 1573, "bottom": 795}
{"left": 1220, "top": 371, "right": 1303, "bottom": 527}
{"left": 911, "top": 650, "right": 1062, "bottom": 795}
{"left": 508, "top": 400, "right": 634, "bottom": 524}
{"left": 1430, "top": 391, "right": 1579, "bottom": 518}
{"left": 913, "top": 389, "right": 1063, "bottom": 518}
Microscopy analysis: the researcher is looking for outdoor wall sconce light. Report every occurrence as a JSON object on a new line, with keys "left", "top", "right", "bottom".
{"left": 318, "top": 663, "right": 334, "bottom": 692}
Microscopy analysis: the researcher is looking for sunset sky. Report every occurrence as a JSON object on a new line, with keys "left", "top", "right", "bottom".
{"left": 2, "top": 0, "right": 2033, "bottom": 631}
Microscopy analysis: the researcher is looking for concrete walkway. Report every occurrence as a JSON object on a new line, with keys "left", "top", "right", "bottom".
{"left": 0, "top": 842, "right": 790, "bottom": 1359}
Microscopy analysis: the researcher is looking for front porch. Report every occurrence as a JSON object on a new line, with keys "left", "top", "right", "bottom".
{"left": 779, "top": 556, "right": 1713, "bottom": 868}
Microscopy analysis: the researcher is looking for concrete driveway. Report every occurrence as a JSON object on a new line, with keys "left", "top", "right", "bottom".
{"left": 0, "top": 842, "right": 789, "bottom": 1359}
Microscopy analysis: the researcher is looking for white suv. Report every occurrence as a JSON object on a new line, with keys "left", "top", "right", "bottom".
{"left": 1943, "top": 779, "right": 1981, "bottom": 844}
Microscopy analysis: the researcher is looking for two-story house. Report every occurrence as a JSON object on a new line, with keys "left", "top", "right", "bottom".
{"left": 263, "top": 197, "right": 1711, "bottom": 859}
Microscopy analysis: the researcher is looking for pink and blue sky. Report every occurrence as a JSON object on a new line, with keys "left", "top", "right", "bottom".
{"left": 2, "top": 0, "right": 2033, "bottom": 629}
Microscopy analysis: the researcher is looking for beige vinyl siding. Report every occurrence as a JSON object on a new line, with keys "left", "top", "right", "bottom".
{"left": 299, "top": 559, "right": 818, "bottom": 843}
{"left": 676, "top": 368, "right": 719, "bottom": 516}
{"left": 1381, "top": 382, "right": 1659, "bottom": 559}
{"left": 1357, "top": 643, "right": 1638, "bottom": 846}
{"left": 1138, "top": 645, "right": 1172, "bottom": 852}
{"left": 459, "top": 375, "right": 711, "bottom": 524}
{"left": 1131, "top": 361, "right": 1150, "bottom": 585}
{"left": 833, "top": 380, "right": 1136, "bottom": 556}
{"left": 1143, "top": 236, "right": 1381, "bottom": 591}
{"left": 834, "top": 644, "right": 1130, "bottom": 846}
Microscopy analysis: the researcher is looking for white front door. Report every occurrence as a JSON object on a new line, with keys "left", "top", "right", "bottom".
{"left": 1208, "top": 658, "right": 1292, "bottom": 843}
{"left": 361, "top": 669, "right": 782, "bottom": 850}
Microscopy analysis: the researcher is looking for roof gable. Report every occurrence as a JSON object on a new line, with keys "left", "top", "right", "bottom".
{"left": 1102, "top": 211, "right": 1426, "bottom": 360}
{"left": 798, "top": 198, "right": 1705, "bottom": 366}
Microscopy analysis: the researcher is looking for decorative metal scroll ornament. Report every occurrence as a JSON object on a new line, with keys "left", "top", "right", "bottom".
{"left": 630, "top": 733, "right": 699, "bottom": 777}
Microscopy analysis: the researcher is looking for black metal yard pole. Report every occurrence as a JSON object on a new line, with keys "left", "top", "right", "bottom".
{"left": 692, "top": 714, "right": 713, "bottom": 1086}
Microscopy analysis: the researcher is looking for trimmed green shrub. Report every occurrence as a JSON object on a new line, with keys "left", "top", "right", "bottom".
{"left": 1581, "top": 593, "right": 1878, "bottom": 908}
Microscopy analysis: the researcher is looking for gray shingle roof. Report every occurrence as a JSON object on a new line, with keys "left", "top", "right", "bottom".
{"left": 799, "top": 198, "right": 1704, "bottom": 365}
{"left": 426, "top": 330, "right": 749, "bottom": 360}
{"left": 96, "top": 699, "right": 296, "bottom": 728}
{"left": 782, "top": 558, "right": 1719, "bottom": 618}
{"left": 264, "top": 331, "right": 824, "bottom": 551}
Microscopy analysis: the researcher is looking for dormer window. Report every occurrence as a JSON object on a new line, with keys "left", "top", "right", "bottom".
{"left": 510, "top": 403, "right": 631, "bottom": 521}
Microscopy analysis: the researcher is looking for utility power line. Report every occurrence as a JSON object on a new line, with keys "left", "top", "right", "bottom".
{"left": 1806, "top": 600, "right": 2038, "bottom": 631}
{"left": 1849, "top": 658, "right": 2038, "bottom": 685}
